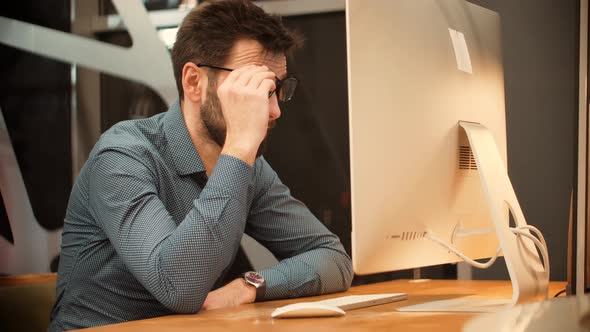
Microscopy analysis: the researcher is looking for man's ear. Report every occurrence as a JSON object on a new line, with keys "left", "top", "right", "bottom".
{"left": 182, "top": 62, "right": 205, "bottom": 103}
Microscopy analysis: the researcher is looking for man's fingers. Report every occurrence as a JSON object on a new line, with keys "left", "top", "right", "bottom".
{"left": 233, "top": 65, "right": 271, "bottom": 87}
{"left": 247, "top": 71, "right": 276, "bottom": 90}
{"left": 258, "top": 78, "right": 276, "bottom": 97}
{"left": 223, "top": 65, "right": 263, "bottom": 85}
{"left": 222, "top": 64, "right": 257, "bottom": 85}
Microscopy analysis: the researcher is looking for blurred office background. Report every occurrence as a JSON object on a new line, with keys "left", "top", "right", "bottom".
{"left": 0, "top": 0, "right": 579, "bottom": 285}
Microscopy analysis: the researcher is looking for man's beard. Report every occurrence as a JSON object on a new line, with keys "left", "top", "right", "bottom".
{"left": 200, "top": 78, "right": 273, "bottom": 158}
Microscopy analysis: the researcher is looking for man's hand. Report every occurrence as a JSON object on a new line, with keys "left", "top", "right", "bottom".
{"left": 217, "top": 65, "right": 276, "bottom": 166}
{"left": 200, "top": 278, "right": 257, "bottom": 311}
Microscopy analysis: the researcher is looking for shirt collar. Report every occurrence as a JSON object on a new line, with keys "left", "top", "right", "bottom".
{"left": 163, "top": 100, "right": 206, "bottom": 176}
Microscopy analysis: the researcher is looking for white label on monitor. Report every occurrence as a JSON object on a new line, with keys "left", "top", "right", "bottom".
{"left": 448, "top": 28, "right": 473, "bottom": 74}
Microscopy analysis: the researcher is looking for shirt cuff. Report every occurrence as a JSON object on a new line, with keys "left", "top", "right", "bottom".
{"left": 258, "top": 267, "right": 289, "bottom": 301}
{"left": 207, "top": 154, "right": 255, "bottom": 207}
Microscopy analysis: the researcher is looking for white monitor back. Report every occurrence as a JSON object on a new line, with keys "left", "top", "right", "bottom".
{"left": 347, "top": 0, "right": 507, "bottom": 275}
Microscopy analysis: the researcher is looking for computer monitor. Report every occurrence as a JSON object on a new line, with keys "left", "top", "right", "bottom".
{"left": 346, "top": 0, "right": 548, "bottom": 311}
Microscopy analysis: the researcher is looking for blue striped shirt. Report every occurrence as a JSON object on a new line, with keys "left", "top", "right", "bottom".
{"left": 48, "top": 100, "right": 353, "bottom": 331}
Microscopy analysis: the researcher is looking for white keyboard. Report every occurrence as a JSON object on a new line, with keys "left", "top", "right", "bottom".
{"left": 315, "top": 293, "right": 408, "bottom": 311}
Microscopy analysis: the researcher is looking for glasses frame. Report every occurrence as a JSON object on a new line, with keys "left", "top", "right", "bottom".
{"left": 196, "top": 63, "right": 297, "bottom": 102}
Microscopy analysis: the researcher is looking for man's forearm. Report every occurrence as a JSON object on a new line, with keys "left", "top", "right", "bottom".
{"left": 143, "top": 155, "right": 254, "bottom": 313}
{"left": 92, "top": 153, "right": 254, "bottom": 314}
{"left": 244, "top": 159, "right": 354, "bottom": 302}
{"left": 258, "top": 246, "right": 353, "bottom": 301}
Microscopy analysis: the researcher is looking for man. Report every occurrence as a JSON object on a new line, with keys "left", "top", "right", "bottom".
{"left": 48, "top": 0, "right": 353, "bottom": 330}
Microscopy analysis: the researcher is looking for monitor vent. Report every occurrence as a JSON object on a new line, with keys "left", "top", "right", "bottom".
{"left": 459, "top": 145, "right": 478, "bottom": 170}
{"left": 400, "top": 232, "right": 426, "bottom": 241}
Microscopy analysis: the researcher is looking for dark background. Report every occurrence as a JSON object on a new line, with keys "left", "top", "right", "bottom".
{"left": 0, "top": 0, "right": 72, "bottom": 246}
{"left": 467, "top": 0, "right": 578, "bottom": 281}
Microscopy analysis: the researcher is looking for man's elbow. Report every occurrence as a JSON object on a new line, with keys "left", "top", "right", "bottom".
{"left": 150, "top": 276, "right": 206, "bottom": 314}
{"left": 341, "top": 255, "right": 354, "bottom": 290}
{"left": 158, "top": 291, "right": 204, "bottom": 314}
{"left": 325, "top": 251, "right": 354, "bottom": 292}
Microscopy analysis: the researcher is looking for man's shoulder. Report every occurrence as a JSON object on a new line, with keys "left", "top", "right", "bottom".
{"left": 91, "top": 114, "right": 167, "bottom": 164}
{"left": 253, "top": 156, "right": 280, "bottom": 191}
{"left": 254, "top": 156, "right": 273, "bottom": 176}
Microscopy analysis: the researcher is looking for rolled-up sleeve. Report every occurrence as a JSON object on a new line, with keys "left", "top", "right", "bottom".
{"left": 245, "top": 158, "right": 353, "bottom": 300}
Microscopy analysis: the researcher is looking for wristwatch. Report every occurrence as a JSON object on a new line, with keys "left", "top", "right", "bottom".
{"left": 242, "top": 271, "right": 266, "bottom": 301}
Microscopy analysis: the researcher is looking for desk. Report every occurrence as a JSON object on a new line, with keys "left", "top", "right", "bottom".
{"left": 77, "top": 279, "right": 566, "bottom": 332}
{"left": 0, "top": 273, "right": 57, "bottom": 332}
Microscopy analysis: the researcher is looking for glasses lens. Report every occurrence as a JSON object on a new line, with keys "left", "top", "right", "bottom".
{"left": 278, "top": 77, "right": 297, "bottom": 102}
{"left": 269, "top": 79, "right": 281, "bottom": 99}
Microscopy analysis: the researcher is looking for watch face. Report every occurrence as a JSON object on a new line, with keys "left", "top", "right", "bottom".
{"left": 244, "top": 271, "right": 264, "bottom": 286}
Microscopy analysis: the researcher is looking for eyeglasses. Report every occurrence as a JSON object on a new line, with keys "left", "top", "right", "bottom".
{"left": 196, "top": 63, "right": 297, "bottom": 102}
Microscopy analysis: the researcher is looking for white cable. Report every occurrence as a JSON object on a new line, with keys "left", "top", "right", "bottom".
{"left": 511, "top": 229, "right": 549, "bottom": 282}
{"left": 515, "top": 225, "right": 548, "bottom": 260}
{"left": 425, "top": 232, "right": 502, "bottom": 269}
{"left": 510, "top": 227, "right": 550, "bottom": 284}
{"left": 426, "top": 225, "right": 549, "bottom": 280}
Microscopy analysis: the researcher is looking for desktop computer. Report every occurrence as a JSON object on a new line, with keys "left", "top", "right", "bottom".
{"left": 346, "top": 0, "right": 549, "bottom": 311}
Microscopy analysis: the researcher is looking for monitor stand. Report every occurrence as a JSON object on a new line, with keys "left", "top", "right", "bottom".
{"left": 397, "top": 121, "right": 549, "bottom": 313}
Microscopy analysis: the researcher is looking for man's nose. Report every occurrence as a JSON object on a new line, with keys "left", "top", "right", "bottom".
{"left": 269, "top": 96, "right": 281, "bottom": 121}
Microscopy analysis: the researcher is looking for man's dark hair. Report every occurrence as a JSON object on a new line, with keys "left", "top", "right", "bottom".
{"left": 171, "top": 0, "right": 303, "bottom": 99}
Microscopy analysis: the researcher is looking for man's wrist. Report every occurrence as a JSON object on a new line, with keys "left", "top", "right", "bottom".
{"left": 221, "top": 140, "right": 258, "bottom": 166}
{"left": 239, "top": 278, "right": 257, "bottom": 304}
{"left": 241, "top": 271, "right": 266, "bottom": 302}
